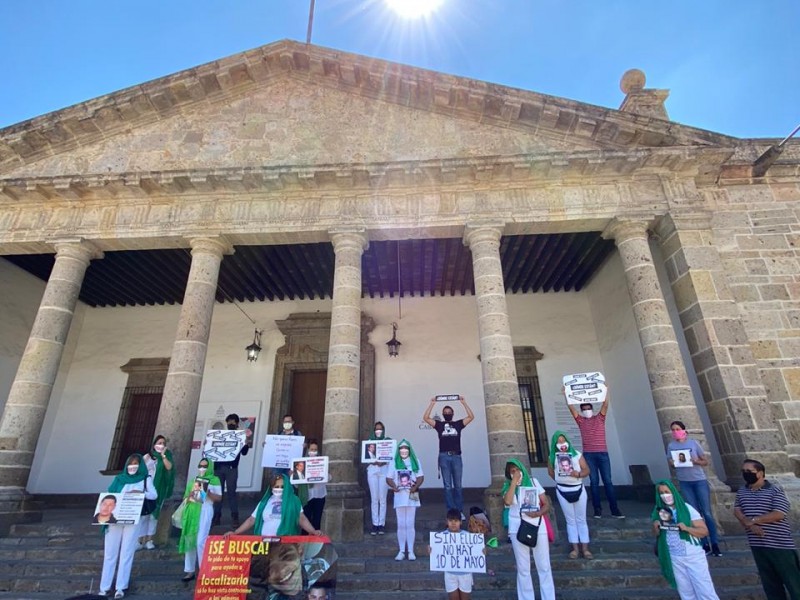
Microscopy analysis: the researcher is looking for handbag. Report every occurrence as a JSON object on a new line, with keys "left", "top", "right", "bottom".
{"left": 557, "top": 484, "right": 583, "bottom": 504}
{"left": 516, "top": 517, "right": 541, "bottom": 548}
{"left": 140, "top": 475, "right": 157, "bottom": 515}
{"left": 171, "top": 499, "right": 187, "bottom": 529}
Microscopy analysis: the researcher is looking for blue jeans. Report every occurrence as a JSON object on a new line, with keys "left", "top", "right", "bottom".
{"left": 583, "top": 451, "right": 620, "bottom": 515}
{"left": 678, "top": 479, "right": 719, "bottom": 545}
{"left": 438, "top": 452, "right": 463, "bottom": 513}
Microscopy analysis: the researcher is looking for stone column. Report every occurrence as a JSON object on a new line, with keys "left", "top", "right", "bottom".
{"left": 154, "top": 237, "right": 232, "bottom": 493}
{"left": 464, "top": 223, "right": 529, "bottom": 534}
{"left": 603, "top": 219, "right": 727, "bottom": 485}
{"left": 321, "top": 229, "right": 367, "bottom": 542}
{"left": 0, "top": 239, "right": 102, "bottom": 532}
{"left": 655, "top": 213, "right": 794, "bottom": 479}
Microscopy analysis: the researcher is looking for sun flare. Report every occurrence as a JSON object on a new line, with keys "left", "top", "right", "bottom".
{"left": 385, "top": 0, "right": 444, "bottom": 19}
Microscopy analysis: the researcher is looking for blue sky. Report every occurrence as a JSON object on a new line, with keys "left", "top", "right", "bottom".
{"left": 1, "top": 0, "right": 797, "bottom": 138}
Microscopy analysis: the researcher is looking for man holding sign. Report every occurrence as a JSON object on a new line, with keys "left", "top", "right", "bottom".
{"left": 212, "top": 413, "right": 249, "bottom": 528}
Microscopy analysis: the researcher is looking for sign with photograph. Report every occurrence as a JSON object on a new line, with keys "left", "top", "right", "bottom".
{"left": 360, "top": 439, "right": 396, "bottom": 463}
{"left": 671, "top": 450, "right": 694, "bottom": 468}
{"left": 290, "top": 456, "right": 329, "bottom": 484}
{"left": 657, "top": 508, "right": 680, "bottom": 532}
{"left": 519, "top": 486, "right": 540, "bottom": 515}
{"left": 562, "top": 372, "right": 607, "bottom": 405}
{"left": 555, "top": 453, "right": 574, "bottom": 477}
{"left": 91, "top": 492, "right": 145, "bottom": 525}
{"left": 204, "top": 429, "right": 247, "bottom": 463}
{"left": 262, "top": 434, "right": 306, "bottom": 469}
{"left": 395, "top": 469, "right": 414, "bottom": 490}
{"left": 429, "top": 531, "right": 486, "bottom": 573}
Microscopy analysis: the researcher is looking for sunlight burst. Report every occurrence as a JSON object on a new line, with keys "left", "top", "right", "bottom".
{"left": 385, "top": 0, "right": 444, "bottom": 19}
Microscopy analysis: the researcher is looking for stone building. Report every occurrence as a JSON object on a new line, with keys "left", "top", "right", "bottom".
{"left": 0, "top": 40, "right": 798, "bottom": 537}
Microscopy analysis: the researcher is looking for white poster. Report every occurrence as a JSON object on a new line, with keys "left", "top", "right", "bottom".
{"left": 290, "top": 456, "right": 329, "bottom": 484}
{"left": 361, "top": 439, "right": 397, "bottom": 463}
{"left": 562, "top": 372, "right": 607, "bottom": 405}
{"left": 203, "top": 429, "right": 247, "bottom": 462}
{"left": 91, "top": 492, "right": 144, "bottom": 525}
{"left": 671, "top": 450, "right": 694, "bottom": 468}
{"left": 429, "top": 531, "right": 486, "bottom": 573}
{"left": 263, "top": 434, "right": 306, "bottom": 469}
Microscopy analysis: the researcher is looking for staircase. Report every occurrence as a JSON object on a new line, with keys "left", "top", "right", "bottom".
{"left": 0, "top": 499, "right": 768, "bottom": 599}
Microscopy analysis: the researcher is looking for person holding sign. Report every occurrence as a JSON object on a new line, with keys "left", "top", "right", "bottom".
{"left": 366, "top": 421, "right": 391, "bottom": 536}
{"left": 667, "top": 420, "right": 721, "bottom": 557}
{"left": 303, "top": 440, "right": 328, "bottom": 530}
{"left": 138, "top": 434, "right": 173, "bottom": 550}
{"left": 99, "top": 454, "right": 157, "bottom": 599}
{"left": 212, "top": 413, "right": 250, "bottom": 529}
{"left": 423, "top": 396, "right": 474, "bottom": 518}
{"left": 502, "top": 458, "right": 555, "bottom": 600}
{"left": 651, "top": 480, "right": 719, "bottom": 600}
{"left": 547, "top": 431, "right": 591, "bottom": 559}
{"left": 428, "top": 508, "right": 478, "bottom": 599}
{"left": 387, "top": 439, "right": 425, "bottom": 561}
{"left": 178, "top": 457, "right": 222, "bottom": 582}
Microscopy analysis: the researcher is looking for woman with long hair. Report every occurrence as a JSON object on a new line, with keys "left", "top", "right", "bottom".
{"left": 386, "top": 439, "right": 425, "bottom": 561}
{"left": 138, "top": 434, "right": 173, "bottom": 550}
{"left": 178, "top": 457, "right": 221, "bottom": 582}
{"left": 366, "top": 421, "right": 390, "bottom": 535}
{"left": 546, "top": 430, "right": 591, "bottom": 559}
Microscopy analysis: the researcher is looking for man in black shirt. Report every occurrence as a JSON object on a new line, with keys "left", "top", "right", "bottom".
{"left": 212, "top": 413, "right": 249, "bottom": 528}
{"left": 423, "top": 396, "right": 474, "bottom": 518}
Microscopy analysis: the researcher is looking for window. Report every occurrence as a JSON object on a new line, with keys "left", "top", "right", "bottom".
{"left": 514, "top": 347, "right": 548, "bottom": 466}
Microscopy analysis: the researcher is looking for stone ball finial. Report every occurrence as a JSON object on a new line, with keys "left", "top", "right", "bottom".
{"left": 620, "top": 69, "right": 646, "bottom": 94}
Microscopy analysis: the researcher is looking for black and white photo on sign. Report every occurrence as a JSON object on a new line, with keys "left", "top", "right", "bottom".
{"left": 91, "top": 492, "right": 144, "bottom": 525}
{"left": 519, "top": 486, "right": 539, "bottom": 513}
{"left": 429, "top": 531, "right": 486, "bottom": 574}
{"left": 556, "top": 453, "right": 573, "bottom": 477}
{"left": 670, "top": 450, "right": 694, "bottom": 468}
{"left": 562, "top": 372, "right": 607, "bottom": 405}
{"left": 360, "top": 439, "right": 396, "bottom": 463}
{"left": 203, "top": 429, "right": 247, "bottom": 462}
{"left": 290, "top": 456, "right": 329, "bottom": 483}
{"left": 658, "top": 508, "right": 680, "bottom": 531}
{"left": 262, "top": 434, "right": 306, "bottom": 468}
{"left": 396, "top": 469, "right": 414, "bottom": 489}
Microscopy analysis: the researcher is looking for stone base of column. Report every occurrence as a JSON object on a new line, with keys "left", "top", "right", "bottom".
{"left": 323, "top": 483, "right": 364, "bottom": 542}
{"left": 0, "top": 487, "right": 42, "bottom": 536}
{"left": 483, "top": 483, "right": 506, "bottom": 537}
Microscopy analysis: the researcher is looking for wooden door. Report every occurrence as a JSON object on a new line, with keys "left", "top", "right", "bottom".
{"left": 291, "top": 370, "right": 327, "bottom": 444}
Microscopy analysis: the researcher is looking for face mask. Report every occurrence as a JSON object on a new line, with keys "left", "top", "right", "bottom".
{"left": 399, "top": 449, "right": 410, "bottom": 458}
{"left": 742, "top": 471, "right": 759, "bottom": 485}
{"left": 660, "top": 493, "right": 674, "bottom": 505}
{"left": 127, "top": 465, "right": 138, "bottom": 475}
{"left": 374, "top": 430, "right": 384, "bottom": 438}
{"left": 154, "top": 444, "right": 165, "bottom": 453}
{"left": 671, "top": 430, "right": 687, "bottom": 441}
{"left": 227, "top": 424, "right": 237, "bottom": 430}
{"left": 283, "top": 422, "right": 293, "bottom": 431}
{"left": 198, "top": 467, "right": 207, "bottom": 474}
{"left": 272, "top": 487, "right": 283, "bottom": 497}
{"left": 443, "top": 413, "right": 453, "bottom": 422}
{"left": 308, "top": 451, "right": 318, "bottom": 457}
{"left": 557, "top": 443, "right": 569, "bottom": 452}
{"left": 581, "top": 409, "right": 593, "bottom": 418}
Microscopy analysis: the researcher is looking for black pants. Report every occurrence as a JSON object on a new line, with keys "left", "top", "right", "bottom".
{"left": 214, "top": 464, "right": 239, "bottom": 518}
{"left": 303, "top": 497, "right": 326, "bottom": 530}
{"left": 751, "top": 546, "right": 800, "bottom": 600}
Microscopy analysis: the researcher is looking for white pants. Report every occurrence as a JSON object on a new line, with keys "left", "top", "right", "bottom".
{"left": 101, "top": 523, "right": 141, "bottom": 593}
{"left": 396, "top": 506, "right": 417, "bottom": 553}
{"left": 140, "top": 514, "right": 157, "bottom": 537}
{"left": 673, "top": 550, "right": 720, "bottom": 600}
{"left": 556, "top": 487, "right": 589, "bottom": 544}
{"left": 509, "top": 519, "right": 555, "bottom": 600}
{"left": 367, "top": 467, "right": 388, "bottom": 526}
{"left": 184, "top": 503, "right": 214, "bottom": 573}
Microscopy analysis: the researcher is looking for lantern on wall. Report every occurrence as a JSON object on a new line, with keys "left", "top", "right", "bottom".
{"left": 386, "top": 322, "right": 401, "bottom": 357}
{"left": 245, "top": 329, "right": 262, "bottom": 362}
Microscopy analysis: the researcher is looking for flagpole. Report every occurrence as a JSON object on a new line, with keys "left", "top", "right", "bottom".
{"left": 306, "top": 0, "right": 316, "bottom": 44}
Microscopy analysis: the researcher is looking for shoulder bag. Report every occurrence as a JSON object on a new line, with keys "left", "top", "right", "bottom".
{"left": 516, "top": 516, "right": 541, "bottom": 547}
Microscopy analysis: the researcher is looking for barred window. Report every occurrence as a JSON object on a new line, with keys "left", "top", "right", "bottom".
{"left": 514, "top": 347, "right": 548, "bottom": 466}
{"left": 106, "top": 386, "right": 163, "bottom": 471}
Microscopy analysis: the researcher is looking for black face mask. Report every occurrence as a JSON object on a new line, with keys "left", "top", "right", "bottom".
{"left": 742, "top": 471, "right": 759, "bottom": 485}
{"left": 227, "top": 424, "right": 237, "bottom": 430}
{"left": 443, "top": 414, "right": 453, "bottom": 422}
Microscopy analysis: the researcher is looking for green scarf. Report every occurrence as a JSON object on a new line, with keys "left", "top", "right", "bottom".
{"left": 149, "top": 439, "right": 175, "bottom": 518}
{"left": 548, "top": 430, "right": 579, "bottom": 467}
{"left": 108, "top": 454, "right": 148, "bottom": 492}
{"left": 651, "top": 479, "right": 700, "bottom": 589}
{"left": 253, "top": 474, "right": 302, "bottom": 536}
{"left": 393, "top": 439, "right": 420, "bottom": 472}
{"left": 500, "top": 458, "right": 533, "bottom": 498}
{"left": 178, "top": 459, "right": 220, "bottom": 553}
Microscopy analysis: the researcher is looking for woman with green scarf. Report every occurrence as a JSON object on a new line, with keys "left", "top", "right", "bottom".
{"left": 651, "top": 480, "right": 719, "bottom": 599}
{"left": 502, "top": 458, "right": 554, "bottom": 600}
{"left": 138, "top": 434, "right": 174, "bottom": 550}
{"left": 179, "top": 457, "right": 222, "bottom": 582}
{"left": 386, "top": 439, "right": 425, "bottom": 561}
{"left": 366, "top": 421, "right": 391, "bottom": 535}
{"left": 546, "top": 430, "right": 591, "bottom": 559}
{"left": 100, "top": 454, "right": 157, "bottom": 599}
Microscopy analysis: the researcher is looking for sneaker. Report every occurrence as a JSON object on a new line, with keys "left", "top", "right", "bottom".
{"left": 395, "top": 551, "right": 405, "bottom": 561}
{"left": 99, "top": 592, "right": 110, "bottom": 598}
{"left": 611, "top": 512, "right": 626, "bottom": 519}
{"left": 134, "top": 542, "right": 144, "bottom": 551}
{"left": 408, "top": 552, "right": 416, "bottom": 561}
{"left": 370, "top": 525, "right": 378, "bottom": 536}
{"left": 378, "top": 526, "right": 385, "bottom": 535}
{"left": 114, "top": 591, "right": 125, "bottom": 599}
{"left": 593, "top": 512, "right": 602, "bottom": 519}
{"left": 145, "top": 540, "right": 156, "bottom": 550}
{"left": 702, "top": 543, "right": 711, "bottom": 555}
{"left": 711, "top": 544, "right": 722, "bottom": 557}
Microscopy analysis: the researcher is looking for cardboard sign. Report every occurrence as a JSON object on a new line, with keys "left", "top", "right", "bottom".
{"left": 563, "top": 372, "right": 607, "bottom": 405}
{"left": 290, "top": 456, "right": 329, "bottom": 484}
{"left": 671, "top": 450, "right": 694, "bottom": 468}
{"left": 429, "top": 531, "right": 486, "bottom": 573}
{"left": 361, "top": 439, "right": 397, "bottom": 463}
{"left": 519, "top": 486, "right": 540, "bottom": 514}
{"left": 262, "top": 434, "right": 306, "bottom": 469}
{"left": 203, "top": 429, "right": 247, "bottom": 463}
{"left": 91, "top": 491, "right": 144, "bottom": 525}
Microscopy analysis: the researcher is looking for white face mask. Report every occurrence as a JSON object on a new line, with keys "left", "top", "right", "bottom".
{"left": 375, "top": 430, "right": 384, "bottom": 438}
{"left": 272, "top": 487, "right": 283, "bottom": 497}
{"left": 308, "top": 451, "right": 318, "bottom": 457}
{"left": 399, "top": 449, "right": 410, "bottom": 459}
{"left": 581, "top": 409, "right": 593, "bottom": 418}
{"left": 198, "top": 467, "right": 207, "bottom": 474}
{"left": 660, "top": 493, "right": 674, "bottom": 506}
{"left": 557, "top": 443, "right": 569, "bottom": 452}
{"left": 154, "top": 444, "right": 165, "bottom": 453}
{"left": 127, "top": 465, "right": 138, "bottom": 475}
{"left": 283, "top": 422, "right": 293, "bottom": 430}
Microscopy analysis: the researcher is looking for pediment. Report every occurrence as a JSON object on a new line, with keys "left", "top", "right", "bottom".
{"left": 0, "top": 40, "right": 736, "bottom": 179}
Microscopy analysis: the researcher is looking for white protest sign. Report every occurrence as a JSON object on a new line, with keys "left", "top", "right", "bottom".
{"left": 290, "top": 456, "right": 329, "bottom": 484}
{"left": 671, "top": 450, "right": 694, "bottom": 468}
{"left": 429, "top": 531, "right": 486, "bottom": 573}
{"left": 562, "top": 372, "right": 607, "bottom": 405}
{"left": 361, "top": 439, "right": 397, "bottom": 463}
{"left": 91, "top": 492, "right": 144, "bottom": 525}
{"left": 203, "top": 429, "right": 247, "bottom": 462}
{"left": 262, "top": 434, "right": 306, "bottom": 469}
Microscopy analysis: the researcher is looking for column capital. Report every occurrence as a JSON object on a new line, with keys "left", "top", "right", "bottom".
{"left": 188, "top": 236, "right": 234, "bottom": 257}
{"left": 653, "top": 211, "right": 713, "bottom": 240}
{"left": 602, "top": 218, "right": 651, "bottom": 245}
{"left": 329, "top": 228, "right": 368, "bottom": 253}
{"left": 463, "top": 220, "right": 505, "bottom": 248}
{"left": 49, "top": 238, "right": 104, "bottom": 262}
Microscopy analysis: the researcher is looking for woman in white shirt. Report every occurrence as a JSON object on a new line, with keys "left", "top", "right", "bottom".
{"left": 366, "top": 422, "right": 390, "bottom": 536}
{"left": 100, "top": 454, "right": 158, "bottom": 599}
{"left": 178, "top": 457, "right": 222, "bottom": 582}
{"left": 547, "top": 430, "right": 591, "bottom": 559}
{"left": 386, "top": 439, "right": 424, "bottom": 561}
{"left": 503, "top": 458, "right": 555, "bottom": 600}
